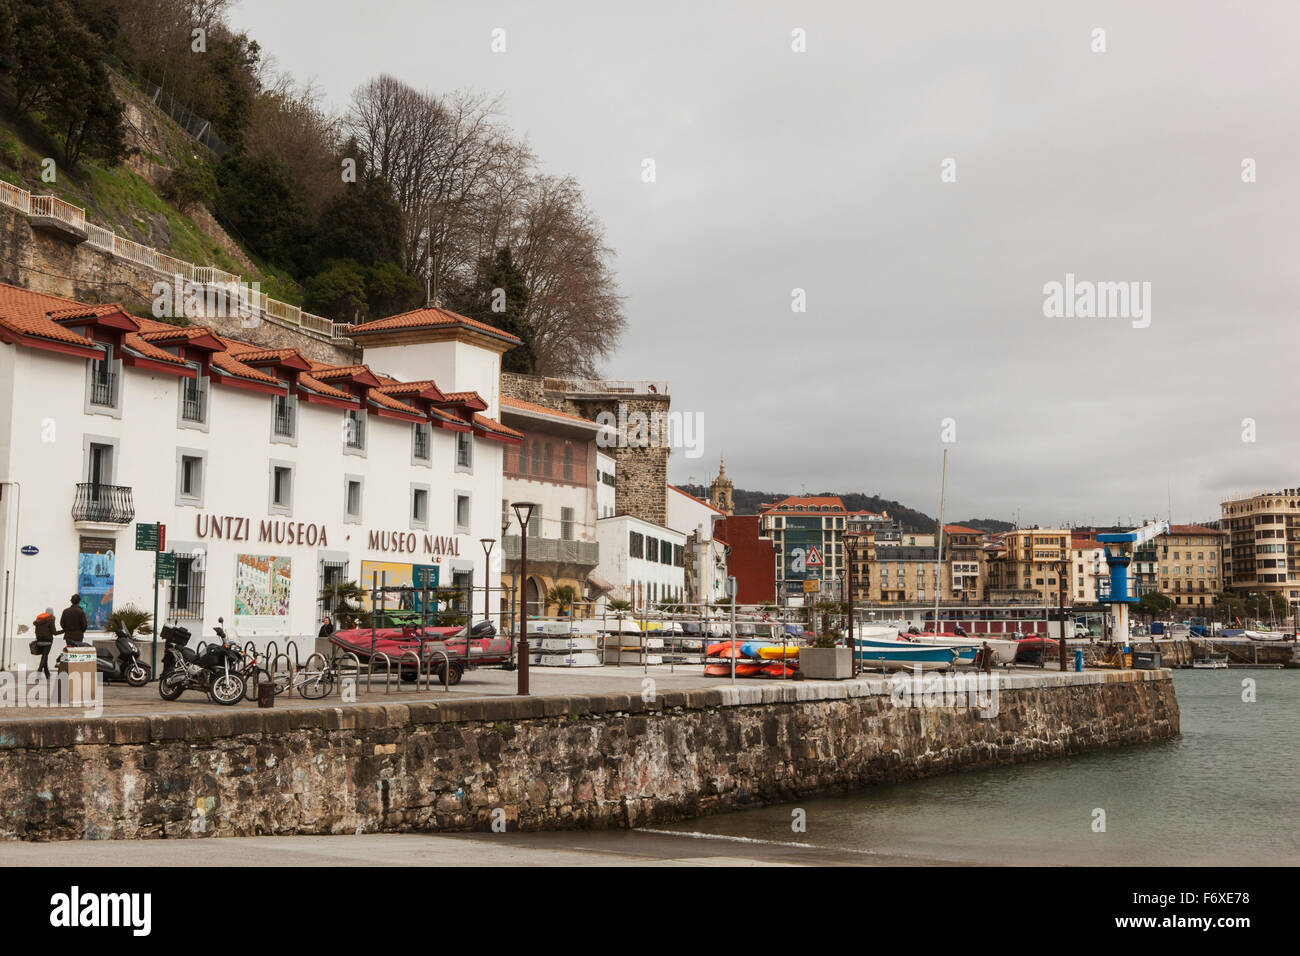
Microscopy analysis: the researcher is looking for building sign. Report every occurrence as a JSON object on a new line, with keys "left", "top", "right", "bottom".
{"left": 135, "top": 523, "right": 160, "bottom": 551}
{"left": 234, "top": 554, "right": 292, "bottom": 628}
{"left": 193, "top": 513, "right": 461, "bottom": 556}
{"left": 196, "top": 515, "right": 328, "bottom": 547}
{"left": 77, "top": 536, "right": 115, "bottom": 630}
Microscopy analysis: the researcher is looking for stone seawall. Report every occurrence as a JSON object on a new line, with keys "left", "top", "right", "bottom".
{"left": 0, "top": 671, "right": 1178, "bottom": 841}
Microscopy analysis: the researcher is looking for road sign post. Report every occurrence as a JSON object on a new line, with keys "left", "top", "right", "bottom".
{"left": 136, "top": 523, "right": 165, "bottom": 679}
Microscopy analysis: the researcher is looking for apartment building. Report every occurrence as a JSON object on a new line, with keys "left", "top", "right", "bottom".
{"left": 1220, "top": 487, "right": 1299, "bottom": 606}
{"left": 1154, "top": 524, "right": 1224, "bottom": 610}
{"left": 758, "top": 496, "right": 847, "bottom": 604}
{"left": 985, "top": 528, "right": 1071, "bottom": 603}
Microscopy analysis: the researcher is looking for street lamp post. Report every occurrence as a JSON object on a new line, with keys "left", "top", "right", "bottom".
{"left": 511, "top": 502, "right": 536, "bottom": 696}
{"left": 501, "top": 518, "right": 511, "bottom": 638}
{"left": 480, "top": 537, "right": 496, "bottom": 628}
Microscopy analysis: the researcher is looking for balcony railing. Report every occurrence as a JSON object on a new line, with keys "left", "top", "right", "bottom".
{"left": 72, "top": 483, "right": 135, "bottom": 524}
{"left": 89, "top": 368, "right": 117, "bottom": 407}
{"left": 181, "top": 383, "right": 205, "bottom": 422}
{"left": 503, "top": 535, "right": 599, "bottom": 567}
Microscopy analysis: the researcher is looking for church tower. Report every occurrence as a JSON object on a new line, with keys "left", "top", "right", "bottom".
{"left": 709, "top": 456, "right": 734, "bottom": 515}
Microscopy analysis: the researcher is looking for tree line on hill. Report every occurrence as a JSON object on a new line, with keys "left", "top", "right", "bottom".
{"left": 675, "top": 484, "right": 1014, "bottom": 534}
{"left": 0, "top": 0, "right": 625, "bottom": 376}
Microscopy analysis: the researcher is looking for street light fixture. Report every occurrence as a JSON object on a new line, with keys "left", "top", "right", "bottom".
{"left": 511, "top": 502, "right": 536, "bottom": 696}
{"left": 480, "top": 537, "right": 496, "bottom": 630}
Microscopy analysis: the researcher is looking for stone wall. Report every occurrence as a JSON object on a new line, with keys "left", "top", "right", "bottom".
{"left": 1, "top": 206, "right": 358, "bottom": 364}
{"left": 0, "top": 671, "right": 1178, "bottom": 841}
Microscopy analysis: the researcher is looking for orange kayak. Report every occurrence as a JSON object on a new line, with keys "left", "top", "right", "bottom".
{"left": 705, "top": 641, "right": 745, "bottom": 658}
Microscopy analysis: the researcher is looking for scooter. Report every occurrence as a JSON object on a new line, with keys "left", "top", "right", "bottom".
{"left": 95, "top": 626, "right": 151, "bottom": 686}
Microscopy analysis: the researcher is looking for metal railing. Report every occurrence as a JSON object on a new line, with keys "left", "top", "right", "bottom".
{"left": 0, "top": 179, "right": 339, "bottom": 340}
{"left": 180, "top": 382, "right": 205, "bottom": 422}
{"left": 72, "top": 482, "right": 136, "bottom": 524}
{"left": 89, "top": 367, "right": 117, "bottom": 407}
{"left": 29, "top": 194, "right": 86, "bottom": 230}
{"left": 544, "top": 378, "right": 669, "bottom": 396}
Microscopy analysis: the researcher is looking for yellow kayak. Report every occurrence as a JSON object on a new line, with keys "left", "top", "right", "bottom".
{"left": 757, "top": 645, "right": 800, "bottom": 660}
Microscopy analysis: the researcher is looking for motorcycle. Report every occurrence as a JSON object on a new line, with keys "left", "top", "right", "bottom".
{"left": 157, "top": 617, "right": 246, "bottom": 705}
{"left": 95, "top": 626, "right": 151, "bottom": 686}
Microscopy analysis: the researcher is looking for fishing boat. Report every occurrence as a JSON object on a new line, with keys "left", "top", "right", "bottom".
{"left": 895, "top": 630, "right": 1019, "bottom": 666}
{"left": 852, "top": 639, "right": 961, "bottom": 671}
{"left": 1192, "top": 654, "right": 1228, "bottom": 669}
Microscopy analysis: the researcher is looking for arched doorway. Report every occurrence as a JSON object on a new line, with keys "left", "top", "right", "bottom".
{"left": 525, "top": 577, "right": 542, "bottom": 618}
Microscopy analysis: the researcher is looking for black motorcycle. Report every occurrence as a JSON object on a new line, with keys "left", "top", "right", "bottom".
{"left": 157, "top": 620, "right": 246, "bottom": 705}
{"left": 95, "top": 627, "right": 151, "bottom": 686}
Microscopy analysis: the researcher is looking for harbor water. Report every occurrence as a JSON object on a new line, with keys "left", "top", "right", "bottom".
{"left": 657, "top": 670, "right": 1300, "bottom": 865}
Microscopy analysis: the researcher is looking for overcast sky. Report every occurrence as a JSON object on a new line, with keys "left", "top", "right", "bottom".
{"left": 231, "top": 0, "right": 1300, "bottom": 527}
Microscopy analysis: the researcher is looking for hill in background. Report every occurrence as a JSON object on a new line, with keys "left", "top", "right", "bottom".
{"left": 675, "top": 484, "right": 1015, "bottom": 534}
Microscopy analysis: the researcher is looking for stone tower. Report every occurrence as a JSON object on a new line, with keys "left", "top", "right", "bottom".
{"left": 709, "top": 456, "right": 734, "bottom": 515}
{"left": 500, "top": 373, "right": 671, "bottom": 526}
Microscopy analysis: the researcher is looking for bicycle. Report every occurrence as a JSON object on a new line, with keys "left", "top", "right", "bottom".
{"left": 268, "top": 658, "right": 338, "bottom": 700}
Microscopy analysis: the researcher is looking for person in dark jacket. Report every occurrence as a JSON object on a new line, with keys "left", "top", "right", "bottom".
{"left": 318, "top": 616, "right": 335, "bottom": 639}
{"left": 60, "top": 595, "right": 88, "bottom": 646}
{"left": 32, "top": 607, "right": 59, "bottom": 678}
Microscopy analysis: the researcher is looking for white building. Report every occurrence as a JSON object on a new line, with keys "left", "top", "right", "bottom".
{"left": 596, "top": 452, "right": 616, "bottom": 519}
{"left": 0, "top": 285, "right": 522, "bottom": 666}
{"left": 594, "top": 514, "right": 686, "bottom": 612}
{"left": 665, "top": 484, "right": 728, "bottom": 605}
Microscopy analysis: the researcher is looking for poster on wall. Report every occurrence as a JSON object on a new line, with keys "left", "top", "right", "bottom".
{"left": 233, "top": 554, "right": 291, "bottom": 634}
{"left": 359, "top": 561, "right": 440, "bottom": 615}
{"left": 77, "top": 536, "right": 115, "bottom": 630}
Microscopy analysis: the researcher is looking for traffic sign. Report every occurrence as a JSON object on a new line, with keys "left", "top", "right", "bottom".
{"left": 803, "top": 579, "right": 820, "bottom": 593}
{"left": 156, "top": 552, "right": 176, "bottom": 580}
{"left": 805, "top": 546, "right": 824, "bottom": 568}
{"left": 135, "top": 523, "right": 159, "bottom": 551}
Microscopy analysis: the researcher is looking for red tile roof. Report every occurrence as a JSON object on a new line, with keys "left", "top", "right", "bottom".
{"left": 0, "top": 285, "right": 109, "bottom": 346}
{"left": 501, "top": 395, "right": 601, "bottom": 426}
{"left": 473, "top": 414, "right": 523, "bottom": 440}
{"left": 346, "top": 307, "right": 522, "bottom": 345}
{"left": 944, "top": 524, "right": 983, "bottom": 535}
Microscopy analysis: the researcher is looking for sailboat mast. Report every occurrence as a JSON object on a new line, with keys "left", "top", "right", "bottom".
{"left": 934, "top": 448, "right": 948, "bottom": 633}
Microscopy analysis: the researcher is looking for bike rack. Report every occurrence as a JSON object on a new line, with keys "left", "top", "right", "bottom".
{"left": 270, "top": 653, "right": 294, "bottom": 698}
{"left": 398, "top": 650, "right": 423, "bottom": 691}
{"left": 304, "top": 652, "right": 327, "bottom": 671}
{"left": 368, "top": 651, "right": 393, "bottom": 694}
{"left": 285, "top": 640, "right": 300, "bottom": 669}
{"left": 243, "top": 641, "right": 257, "bottom": 660}
{"left": 427, "top": 648, "right": 452, "bottom": 692}
{"left": 265, "top": 641, "right": 279, "bottom": 667}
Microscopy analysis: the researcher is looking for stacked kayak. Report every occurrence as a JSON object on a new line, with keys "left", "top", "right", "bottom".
{"left": 704, "top": 640, "right": 800, "bottom": 678}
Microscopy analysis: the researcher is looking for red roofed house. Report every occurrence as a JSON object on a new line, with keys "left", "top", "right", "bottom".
{"left": 0, "top": 284, "right": 521, "bottom": 654}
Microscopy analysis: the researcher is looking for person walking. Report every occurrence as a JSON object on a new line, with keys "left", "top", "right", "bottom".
{"left": 60, "top": 594, "right": 88, "bottom": 646}
{"left": 32, "top": 607, "right": 59, "bottom": 678}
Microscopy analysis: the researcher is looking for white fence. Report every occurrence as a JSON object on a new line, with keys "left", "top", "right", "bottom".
{"left": 0, "top": 179, "right": 343, "bottom": 341}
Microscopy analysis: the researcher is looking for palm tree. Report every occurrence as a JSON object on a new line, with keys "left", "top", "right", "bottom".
{"left": 547, "top": 584, "right": 578, "bottom": 617}
{"left": 108, "top": 603, "right": 152, "bottom": 636}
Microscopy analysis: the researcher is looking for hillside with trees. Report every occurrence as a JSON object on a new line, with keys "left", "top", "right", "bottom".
{"left": 0, "top": 0, "right": 625, "bottom": 374}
